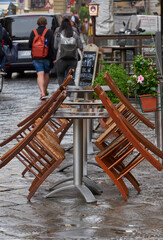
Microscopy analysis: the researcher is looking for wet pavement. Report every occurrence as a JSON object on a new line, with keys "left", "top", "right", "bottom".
{"left": 0, "top": 72, "right": 163, "bottom": 240}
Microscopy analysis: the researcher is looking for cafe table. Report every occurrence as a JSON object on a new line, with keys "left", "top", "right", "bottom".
{"left": 61, "top": 99, "right": 105, "bottom": 173}
{"left": 66, "top": 85, "right": 110, "bottom": 154}
{"left": 45, "top": 106, "right": 109, "bottom": 203}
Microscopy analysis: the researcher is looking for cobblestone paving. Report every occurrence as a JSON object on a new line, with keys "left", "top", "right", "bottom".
{"left": 0, "top": 73, "right": 162, "bottom": 240}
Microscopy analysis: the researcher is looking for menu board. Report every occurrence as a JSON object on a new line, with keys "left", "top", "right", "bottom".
{"left": 78, "top": 44, "right": 99, "bottom": 86}
{"left": 79, "top": 51, "right": 97, "bottom": 86}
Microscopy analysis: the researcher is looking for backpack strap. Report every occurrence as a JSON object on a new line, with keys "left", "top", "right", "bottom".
{"left": 42, "top": 28, "right": 49, "bottom": 37}
{"left": 33, "top": 28, "right": 48, "bottom": 37}
{"left": 33, "top": 29, "right": 38, "bottom": 37}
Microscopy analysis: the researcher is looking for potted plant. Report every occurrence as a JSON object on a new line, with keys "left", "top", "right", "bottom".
{"left": 127, "top": 54, "right": 160, "bottom": 112}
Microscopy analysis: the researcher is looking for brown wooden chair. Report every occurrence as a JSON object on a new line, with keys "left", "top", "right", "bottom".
{"left": 95, "top": 102, "right": 140, "bottom": 151}
{"left": 0, "top": 71, "right": 74, "bottom": 179}
{"left": 94, "top": 70, "right": 155, "bottom": 151}
{"left": 94, "top": 84, "right": 163, "bottom": 200}
{"left": 17, "top": 69, "right": 74, "bottom": 135}
{"left": 0, "top": 70, "right": 74, "bottom": 148}
{"left": 0, "top": 91, "right": 67, "bottom": 200}
{"left": 0, "top": 87, "right": 68, "bottom": 148}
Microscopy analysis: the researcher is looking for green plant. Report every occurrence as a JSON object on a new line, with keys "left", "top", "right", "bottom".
{"left": 93, "top": 63, "right": 130, "bottom": 103}
{"left": 79, "top": 6, "right": 90, "bottom": 23}
{"left": 127, "top": 54, "right": 159, "bottom": 96}
{"left": 70, "top": 7, "right": 75, "bottom": 12}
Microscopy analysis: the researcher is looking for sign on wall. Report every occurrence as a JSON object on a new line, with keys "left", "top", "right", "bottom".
{"left": 18, "top": 0, "right": 25, "bottom": 9}
{"left": 44, "top": 1, "right": 52, "bottom": 10}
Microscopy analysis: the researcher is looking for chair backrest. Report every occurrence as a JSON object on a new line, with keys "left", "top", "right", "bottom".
{"left": 0, "top": 91, "right": 66, "bottom": 167}
{"left": 0, "top": 76, "right": 74, "bottom": 147}
{"left": 104, "top": 71, "right": 155, "bottom": 129}
{"left": 0, "top": 89, "right": 63, "bottom": 147}
{"left": 17, "top": 69, "right": 74, "bottom": 128}
{"left": 94, "top": 84, "right": 163, "bottom": 171}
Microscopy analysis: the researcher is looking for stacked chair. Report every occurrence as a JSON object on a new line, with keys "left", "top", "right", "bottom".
{"left": 95, "top": 71, "right": 155, "bottom": 151}
{"left": 17, "top": 69, "right": 74, "bottom": 143}
{"left": 0, "top": 70, "right": 74, "bottom": 200}
{"left": 93, "top": 72, "right": 163, "bottom": 200}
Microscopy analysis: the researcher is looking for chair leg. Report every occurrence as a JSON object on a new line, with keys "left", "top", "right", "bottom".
{"left": 115, "top": 162, "right": 141, "bottom": 193}
{"left": 27, "top": 159, "right": 63, "bottom": 200}
{"left": 95, "top": 156, "right": 128, "bottom": 200}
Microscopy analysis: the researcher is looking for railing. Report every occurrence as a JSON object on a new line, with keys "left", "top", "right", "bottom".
{"left": 90, "top": 34, "right": 157, "bottom": 74}
{"left": 91, "top": 34, "right": 155, "bottom": 55}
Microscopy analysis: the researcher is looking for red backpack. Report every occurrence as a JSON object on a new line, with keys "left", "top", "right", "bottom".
{"left": 32, "top": 28, "right": 49, "bottom": 59}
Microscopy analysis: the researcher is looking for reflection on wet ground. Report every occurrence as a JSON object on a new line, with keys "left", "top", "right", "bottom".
{"left": 0, "top": 73, "right": 162, "bottom": 240}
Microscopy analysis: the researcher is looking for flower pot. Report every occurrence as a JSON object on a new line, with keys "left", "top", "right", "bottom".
{"left": 137, "top": 94, "right": 157, "bottom": 112}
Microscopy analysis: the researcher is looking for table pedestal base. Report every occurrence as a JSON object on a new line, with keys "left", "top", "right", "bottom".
{"left": 48, "top": 177, "right": 73, "bottom": 191}
{"left": 45, "top": 184, "right": 97, "bottom": 203}
{"left": 48, "top": 176, "right": 102, "bottom": 195}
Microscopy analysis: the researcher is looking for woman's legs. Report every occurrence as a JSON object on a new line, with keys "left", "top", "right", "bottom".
{"left": 37, "top": 71, "right": 46, "bottom": 96}
{"left": 56, "top": 59, "right": 67, "bottom": 86}
{"left": 33, "top": 59, "right": 50, "bottom": 98}
{"left": 56, "top": 59, "right": 77, "bottom": 97}
{"left": 44, "top": 73, "right": 50, "bottom": 93}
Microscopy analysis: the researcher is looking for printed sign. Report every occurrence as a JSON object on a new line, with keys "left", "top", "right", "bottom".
{"left": 18, "top": 0, "right": 25, "bottom": 9}
{"left": 137, "top": 15, "right": 161, "bottom": 33}
{"left": 44, "top": 1, "right": 52, "bottom": 10}
{"left": 79, "top": 44, "right": 99, "bottom": 86}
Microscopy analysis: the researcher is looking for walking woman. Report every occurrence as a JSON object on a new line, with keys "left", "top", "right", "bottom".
{"left": 54, "top": 17, "right": 83, "bottom": 87}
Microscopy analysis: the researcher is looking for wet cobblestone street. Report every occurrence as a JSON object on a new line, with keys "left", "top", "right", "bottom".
{"left": 0, "top": 73, "right": 162, "bottom": 240}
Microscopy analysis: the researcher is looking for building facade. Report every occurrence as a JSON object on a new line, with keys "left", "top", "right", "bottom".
{"left": 16, "top": 0, "right": 70, "bottom": 14}
{"left": 0, "top": 1, "right": 161, "bottom": 17}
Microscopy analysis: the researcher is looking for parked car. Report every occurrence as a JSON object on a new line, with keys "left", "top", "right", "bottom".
{"left": 0, "top": 13, "right": 62, "bottom": 77}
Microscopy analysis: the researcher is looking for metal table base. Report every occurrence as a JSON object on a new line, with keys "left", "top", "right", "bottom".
{"left": 48, "top": 176, "right": 102, "bottom": 195}
{"left": 46, "top": 107, "right": 109, "bottom": 203}
{"left": 46, "top": 119, "right": 98, "bottom": 203}
{"left": 45, "top": 184, "right": 97, "bottom": 203}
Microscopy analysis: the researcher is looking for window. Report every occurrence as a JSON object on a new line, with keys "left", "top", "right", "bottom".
{"left": 31, "top": 0, "right": 46, "bottom": 8}
{"left": 2, "top": 15, "right": 59, "bottom": 39}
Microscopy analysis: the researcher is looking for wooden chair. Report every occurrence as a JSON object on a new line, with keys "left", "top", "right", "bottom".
{"left": 0, "top": 87, "right": 68, "bottom": 148}
{"left": 94, "top": 70, "right": 155, "bottom": 151}
{"left": 0, "top": 70, "right": 74, "bottom": 148}
{"left": 0, "top": 71, "right": 74, "bottom": 179}
{"left": 0, "top": 91, "right": 67, "bottom": 200}
{"left": 94, "top": 84, "right": 163, "bottom": 200}
{"left": 17, "top": 69, "right": 74, "bottom": 139}
{"left": 95, "top": 102, "right": 140, "bottom": 151}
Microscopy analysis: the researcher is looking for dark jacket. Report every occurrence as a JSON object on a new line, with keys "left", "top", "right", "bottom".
{"left": 0, "top": 24, "right": 12, "bottom": 48}
{"left": 29, "top": 26, "right": 56, "bottom": 61}
{"left": 0, "top": 24, "right": 12, "bottom": 60}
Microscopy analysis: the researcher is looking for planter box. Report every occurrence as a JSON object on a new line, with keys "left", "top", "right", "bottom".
{"left": 137, "top": 94, "right": 157, "bottom": 113}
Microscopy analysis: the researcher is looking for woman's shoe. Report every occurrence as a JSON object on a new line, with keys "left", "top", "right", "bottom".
{"left": 40, "top": 95, "right": 47, "bottom": 100}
